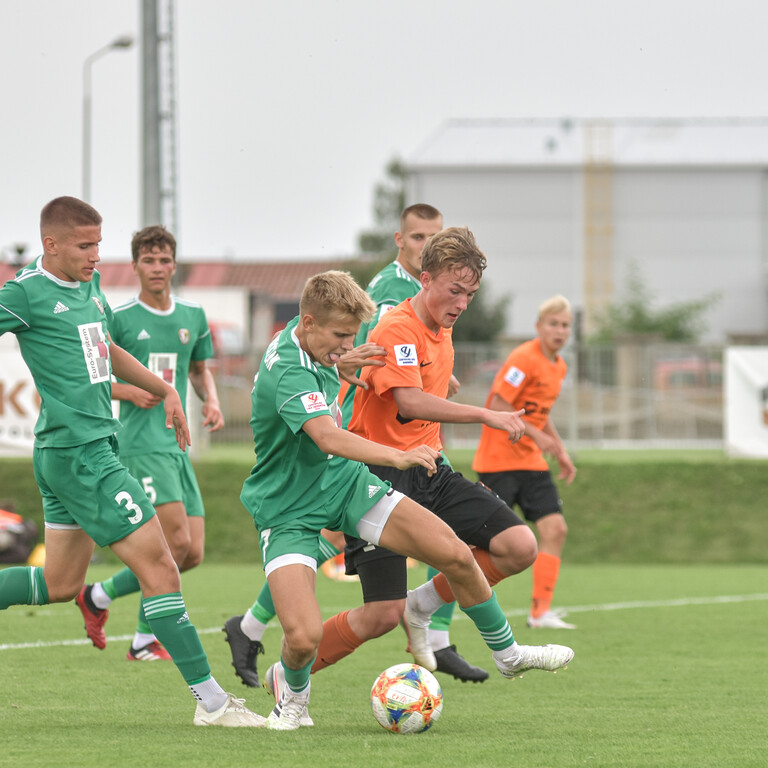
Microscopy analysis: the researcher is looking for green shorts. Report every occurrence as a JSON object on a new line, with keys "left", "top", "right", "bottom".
{"left": 253, "top": 460, "right": 392, "bottom": 571}
{"left": 34, "top": 436, "right": 156, "bottom": 548}
{"left": 119, "top": 451, "right": 204, "bottom": 517}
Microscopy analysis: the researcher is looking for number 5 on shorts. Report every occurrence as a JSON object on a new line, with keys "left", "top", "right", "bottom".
{"left": 260, "top": 528, "right": 271, "bottom": 562}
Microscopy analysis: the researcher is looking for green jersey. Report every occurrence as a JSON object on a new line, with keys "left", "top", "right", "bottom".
{"left": 0, "top": 257, "right": 118, "bottom": 447}
{"left": 354, "top": 260, "right": 421, "bottom": 347}
{"left": 241, "top": 316, "right": 349, "bottom": 527}
{"left": 110, "top": 296, "right": 213, "bottom": 456}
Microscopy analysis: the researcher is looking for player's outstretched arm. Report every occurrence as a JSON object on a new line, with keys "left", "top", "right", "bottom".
{"left": 392, "top": 386, "right": 525, "bottom": 442}
{"left": 111, "top": 381, "right": 162, "bottom": 409}
{"left": 109, "top": 340, "right": 191, "bottom": 451}
{"left": 302, "top": 414, "right": 438, "bottom": 474}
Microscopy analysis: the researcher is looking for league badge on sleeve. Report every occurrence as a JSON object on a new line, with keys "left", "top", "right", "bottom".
{"left": 394, "top": 344, "right": 418, "bottom": 367}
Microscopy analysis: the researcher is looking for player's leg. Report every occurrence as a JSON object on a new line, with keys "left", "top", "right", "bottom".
{"left": 528, "top": 511, "right": 575, "bottom": 628}
{"left": 426, "top": 562, "right": 489, "bottom": 683}
{"left": 483, "top": 470, "right": 575, "bottom": 629}
{"left": 0, "top": 525, "right": 91, "bottom": 610}
{"left": 124, "top": 500, "right": 190, "bottom": 661}
{"left": 224, "top": 531, "right": 343, "bottom": 687}
{"left": 311, "top": 552, "right": 407, "bottom": 673}
{"left": 378, "top": 495, "right": 573, "bottom": 679}
{"left": 261, "top": 548, "right": 322, "bottom": 731}
{"left": 76, "top": 439, "right": 264, "bottom": 725}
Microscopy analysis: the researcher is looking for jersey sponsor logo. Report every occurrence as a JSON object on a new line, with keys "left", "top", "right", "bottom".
{"left": 178, "top": 328, "right": 190, "bottom": 345}
{"left": 504, "top": 366, "right": 526, "bottom": 387}
{"left": 148, "top": 352, "right": 177, "bottom": 387}
{"left": 301, "top": 391, "right": 328, "bottom": 413}
{"left": 394, "top": 343, "right": 418, "bottom": 366}
{"left": 137, "top": 329, "right": 151, "bottom": 340}
{"left": 91, "top": 297, "right": 105, "bottom": 315}
{"left": 53, "top": 301, "right": 69, "bottom": 314}
{"left": 78, "top": 322, "right": 110, "bottom": 383}
{"left": 419, "top": 360, "right": 432, "bottom": 367}
{"left": 367, "top": 484, "right": 381, "bottom": 498}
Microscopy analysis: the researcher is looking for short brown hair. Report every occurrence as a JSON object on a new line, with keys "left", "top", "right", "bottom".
{"left": 40, "top": 196, "right": 101, "bottom": 236}
{"left": 421, "top": 226, "right": 486, "bottom": 284}
{"left": 300, "top": 271, "right": 375, "bottom": 325}
{"left": 131, "top": 225, "right": 177, "bottom": 262}
{"left": 400, "top": 203, "right": 442, "bottom": 231}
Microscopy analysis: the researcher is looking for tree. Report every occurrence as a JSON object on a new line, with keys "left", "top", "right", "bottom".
{"left": 589, "top": 264, "right": 719, "bottom": 343}
{"left": 356, "top": 157, "right": 407, "bottom": 257}
{"left": 451, "top": 287, "right": 507, "bottom": 342}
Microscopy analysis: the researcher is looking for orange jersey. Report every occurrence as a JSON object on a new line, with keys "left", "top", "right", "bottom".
{"left": 472, "top": 338, "right": 567, "bottom": 473}
{"left": 349, "top": 299, "right": 453, "bottom": 452}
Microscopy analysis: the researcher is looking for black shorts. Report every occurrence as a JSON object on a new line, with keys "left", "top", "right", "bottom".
{"left": 477, "top": 470, "right": 563, "bottom": 523}
{"left": 344, "top": 460, "right": 526, "bottom": 600}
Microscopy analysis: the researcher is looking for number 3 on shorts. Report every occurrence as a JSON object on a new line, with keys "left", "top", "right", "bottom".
{"left": 115, "top": 490, "right": 144, "bottom": 525}
{"left": 260, "top": 528, "right": 271, "bottom": 562}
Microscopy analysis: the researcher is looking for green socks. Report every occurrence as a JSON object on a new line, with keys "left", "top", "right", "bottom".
{"left": 0, "top": 566, "right": 49, "bottom": 609}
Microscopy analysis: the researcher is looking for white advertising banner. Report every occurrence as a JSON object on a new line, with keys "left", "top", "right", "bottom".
{"left": 724, "top": 346, "right": 768, "bottom": 458}
{"left": 0, "top": 336, "right": 39, "bottom": 456}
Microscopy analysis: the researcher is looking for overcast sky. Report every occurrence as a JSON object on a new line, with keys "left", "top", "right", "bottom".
{"left": 2, "top": 0, "right": 767, "bottom": 262}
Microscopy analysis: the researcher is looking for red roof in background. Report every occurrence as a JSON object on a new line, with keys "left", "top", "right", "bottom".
{"left": 1, "top": 259, "right": 347, "bottom": 301}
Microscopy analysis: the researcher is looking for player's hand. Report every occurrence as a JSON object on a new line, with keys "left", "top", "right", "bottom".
{"left": 129, "top": 386, "right": 162, "bottom": 409}
{"left": 337, "top": 343, "right": 387, "bottom": 389}
{"left": 557, "top": 453, "right": 577, "bottom": 486}
{"left": 163, "top": 389, "right": 191, "bottom": 451}
{"left": 447, "top": 374, "right": 461, "bottom": 399}
{"left": 396, "top": 445, "right": 440, "bottom": 476}
{"left": 202, "top": 400, "right": 225, "bottom": 432}
{"left": 485, "top": 408, "right": 526, "bottom": 443}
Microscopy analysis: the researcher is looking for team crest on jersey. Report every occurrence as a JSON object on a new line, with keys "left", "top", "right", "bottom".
{"left": 504, "top": 366, "right": 526, "bottom": 387}
{"left": 78, "top": 322, "right": 110, "bottom": 383}
{"left": 394, "top": 343, "right": 417, "bottom": 366}
{"left": 178, "top": 328, "right": 190, "bottom": 345}
{"left": 301, "top": 391, "right": 328, "bottom": 413}
{"left": 91, "top": 297, "right": 105, "bottom": 315}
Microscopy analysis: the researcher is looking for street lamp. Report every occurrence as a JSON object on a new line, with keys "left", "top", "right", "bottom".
{"left": 82, "top": 34, "right": 134, "bottom": 203}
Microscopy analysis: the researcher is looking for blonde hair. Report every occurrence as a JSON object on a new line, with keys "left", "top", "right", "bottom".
{"left": 538, "top": 294, "right": 572, "bottom": 320}
{"left": 421, "top": 226, "right": 486, "bottom": 284}
{"left": 300, "top": 270, "right": 375, "bottom": 325}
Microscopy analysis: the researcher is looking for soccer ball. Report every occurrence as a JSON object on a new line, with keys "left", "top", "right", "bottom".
{"left": 370, "top": 663, "right": 443, "bottom": 734}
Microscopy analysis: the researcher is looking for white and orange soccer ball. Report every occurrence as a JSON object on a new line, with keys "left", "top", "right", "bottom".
{"left": 370, "top": 663, "right": 443, "bottom": 734}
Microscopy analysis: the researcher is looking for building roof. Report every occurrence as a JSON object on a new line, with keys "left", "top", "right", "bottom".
{"left": 0, "top": 258, "right": 346, "bottom": 301}
{"left": 407, "top": 117, "right": 768, "bottom": 169}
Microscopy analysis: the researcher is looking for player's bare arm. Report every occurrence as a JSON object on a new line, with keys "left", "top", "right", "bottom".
{"left": 337, "top": 342, "right": 387, "bottom": 389}
{"left": 109, "top": 340, "right": 191, "bottom": 451}
{"left": 188, "top": 360, "right": 225, "bottom": 432}
{"left": 111, "top": 381, "right": 162, "bottom": 410}
{"left": 392, "top": 386, "right": 526, "bottom": 442}
{"left": 302, "top": 413, "right": 439, "bottom": 475}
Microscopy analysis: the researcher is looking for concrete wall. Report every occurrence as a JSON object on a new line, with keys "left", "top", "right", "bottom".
{"left": 409, "top": 166, "right": 768, "bottom": 343}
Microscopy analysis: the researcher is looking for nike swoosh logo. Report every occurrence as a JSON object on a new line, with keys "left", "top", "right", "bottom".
{"left": 419, "top": 361, "right": 432, "bottom": 367}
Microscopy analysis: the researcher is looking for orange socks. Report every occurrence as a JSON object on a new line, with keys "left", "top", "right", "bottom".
{"left": 431, "top": 548, "right": 507, "bottom": 604}
{"left": 530, "top": 552, "right": 561, "bottom": 618}
{"left": 311, "top": 610, "right": 363, "bottom": 673}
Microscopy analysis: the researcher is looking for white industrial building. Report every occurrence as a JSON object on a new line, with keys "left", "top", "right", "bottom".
{"left": 405, "top": 118, "right": 768, "bottom": 343}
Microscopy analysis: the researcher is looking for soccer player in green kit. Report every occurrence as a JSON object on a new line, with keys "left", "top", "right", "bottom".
{"left": 0, "top": 197, "right": 264, "bottom": 727}
{"left": 76, "top": 225, "right": 225, "bottom": 661}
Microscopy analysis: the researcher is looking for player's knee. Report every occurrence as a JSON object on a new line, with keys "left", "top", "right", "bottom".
{"left": 492, "top": 526, "right": 538, "bottom": 574}
{"left": 285, "top": 624, "right": 323, "bottom": 657}
{"left": 360, "top": 602, "right": 402, "bottom": 638}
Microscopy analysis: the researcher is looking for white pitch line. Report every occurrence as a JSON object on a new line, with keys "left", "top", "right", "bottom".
{"left": 1, "top": 593, "right": 767, "bottom": 652}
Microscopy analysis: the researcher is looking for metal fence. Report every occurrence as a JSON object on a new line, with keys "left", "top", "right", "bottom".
{"left": 205, "top": 341, "right": 725, "bottom": 452}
